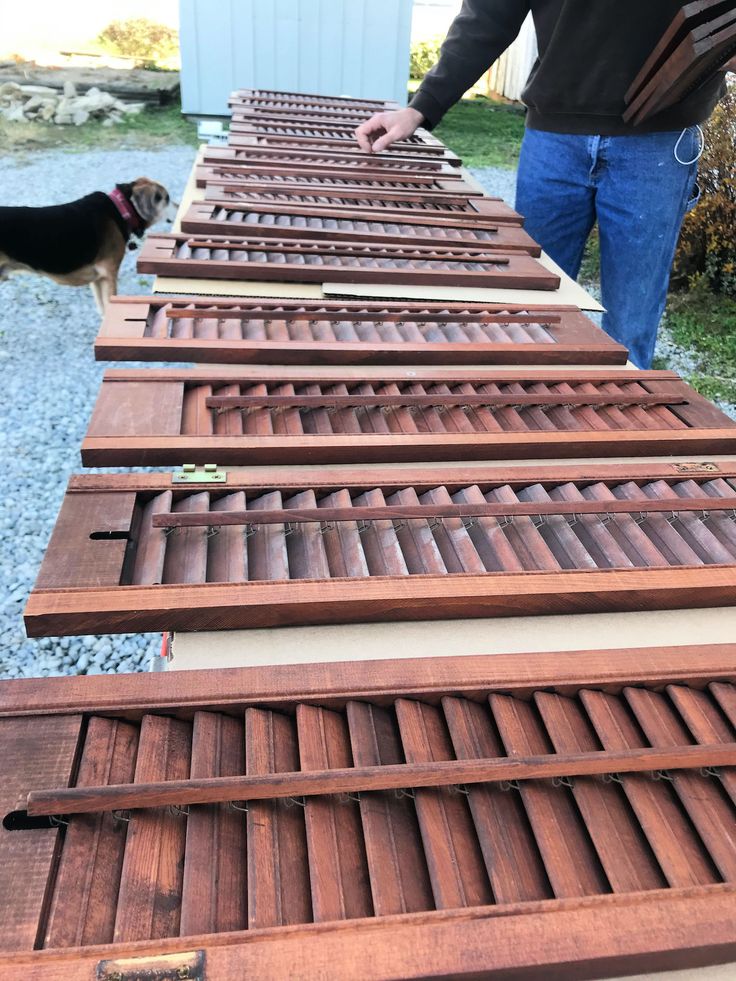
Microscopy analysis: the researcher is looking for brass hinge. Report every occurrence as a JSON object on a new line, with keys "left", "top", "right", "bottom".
{"left": 97, "top": 950, "right": 204, "bottom": 981}
{"left": 671, "top": 462, "right": 721, "bottom": 475}
{"left": 172, "top": 463, "right": 226, "bottom": 485}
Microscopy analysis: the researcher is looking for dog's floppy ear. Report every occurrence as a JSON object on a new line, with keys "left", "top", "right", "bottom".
{"left": 129, "top": 178, "right": 171, "bottom": 226}
{"left": 116, "top": 181, "right": 135, "bottom": 200}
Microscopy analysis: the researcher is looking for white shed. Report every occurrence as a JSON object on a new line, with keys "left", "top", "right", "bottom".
{"left": 179, "top": 0, "right": 414, "bottom": 116}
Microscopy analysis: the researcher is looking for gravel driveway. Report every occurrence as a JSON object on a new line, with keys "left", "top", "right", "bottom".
{"left": 0, "top": 145, "right": 194, "bottom": 679}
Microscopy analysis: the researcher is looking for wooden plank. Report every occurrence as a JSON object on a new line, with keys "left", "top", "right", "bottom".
{"left": 624, "top": 687, "right": 736, "bottom": 881}
{"left": 1, "top": 888, "right": 735, "bottom": 980}
{"left": 86, "top": 382, "right": 183, "bottom": 438}
{"left": 534, "top": 692, "right": 666, "bottom": 892}
{"left": 245, "top": 708, "right": 312, "bottom": 928}
{"left": 180, "top": 712, "right": 247, "bottom": 936}
{"left": 666, "top": 684, "right": 736, "bottom": 805}
{"left": 81, "top": 428, "right": 736, "bottom": 467}
{"left": 0, "top": 644, "right": 734, "bottom": 721}
{"left": 582, "top": 688, "right": 719, "bottom": 887}
{"left": 25, "top": 565, "right": 736, "bottom": 638}
{"left": 0, "top": 716, "right": 83, "bottom": 951}
{"left": 489, "top": 694, "right": 608, "bottom": 898}
{"left": 296, "top": 705, "right": 373, "bottom": 921}
{"left": 345, "top": 701, "right": 433, "bottom": 915}
{"left": 34, "top": 491, "right": 136, "bottom": 590}
{"left": 113, "top": 716, "right": 191, "bottom": 942}
{"left": 442, "top": 696, "right": 552, "bottom": 902}
{"left": 44, "top": 718, "right": 139, "bottom": 948}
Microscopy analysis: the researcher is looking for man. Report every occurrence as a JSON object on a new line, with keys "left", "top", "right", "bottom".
{"left": 354, "top": 1, "right": 732, "bottom": 368}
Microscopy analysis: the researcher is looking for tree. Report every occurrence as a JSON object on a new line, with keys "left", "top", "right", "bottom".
{"left": 97, "top": 18, "right": 179, "bottom": 65}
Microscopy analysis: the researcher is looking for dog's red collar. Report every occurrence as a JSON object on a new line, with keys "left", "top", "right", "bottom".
{"left": 108, "top": 187, "right": 145, "bottom": 236}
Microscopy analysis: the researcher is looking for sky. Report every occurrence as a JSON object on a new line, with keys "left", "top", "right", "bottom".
{"left": 2, "top": 1, "right": 179, "bottom": 57}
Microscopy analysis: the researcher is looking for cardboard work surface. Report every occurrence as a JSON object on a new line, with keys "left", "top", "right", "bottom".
{"left": 169, "top": 607, "right": 736, "bottom": 671}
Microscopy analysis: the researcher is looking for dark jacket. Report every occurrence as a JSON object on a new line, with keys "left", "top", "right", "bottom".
{"left": 409, "top": 0, "right": 729, "bottom": 135}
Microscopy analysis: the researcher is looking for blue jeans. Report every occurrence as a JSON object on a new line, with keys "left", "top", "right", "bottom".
{"left": 515, "top": 127, "right": 701, "bottom": 368}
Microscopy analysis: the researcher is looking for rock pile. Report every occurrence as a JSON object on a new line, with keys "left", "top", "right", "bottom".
{"left": 0, "top": 80, "right": 145, "bottom": 126}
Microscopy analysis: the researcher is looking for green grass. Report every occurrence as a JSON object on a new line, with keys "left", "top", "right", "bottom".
{"left": 664, "top": 286, "right": 736, "bottom": 403}
{"left": 433, "top": 97, "right": 526, "bottom": 170}
{"left": 0, "top": 101, "right": 198, "bottom": 154}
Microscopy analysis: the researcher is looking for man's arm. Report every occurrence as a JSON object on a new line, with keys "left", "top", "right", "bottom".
{"left": 355, "top": 0, "right": 531, "bottom": 152}
{"left": 410, "top": 0, "right": 531, "bottom": 129}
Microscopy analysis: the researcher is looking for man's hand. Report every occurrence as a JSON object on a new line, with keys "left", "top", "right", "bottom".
{"left": 354, "top": 107, "right": 425, "bottom": 153}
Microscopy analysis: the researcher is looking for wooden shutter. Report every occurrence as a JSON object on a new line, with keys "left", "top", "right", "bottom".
{"left": 230, "top": 88, "right": 398, "bottom": 110}
{"left": 195, "top": 162, "right": 469, "bottom": 189}
{"left": 181, "top": 203, "right": 533, "bottom": 252}
{"left": 196, "top": 164, "right": 477, "bottom": 193}
{"left": 625, "top": 3, "right": 736, "bottom": 123}
{"left": 198, "top": 186, "right": 522, "bottom": 225}
{"left": 25, "top": 461, "right": 736, "bottom": 636}
{"left": 229, "top": 119, "right": 446, "bottom": 149}
{"left": 95, "top": 297, "right": 625, "bottom": 366}
{"left": 228, "top": 133, "right": 462, "bottom": 165}
{"left": 202, "top": 145, "right": 459, "bottom": 174}
{"left": 137, "top": 234, "right": 558, "bottom": 290}
{"left": 81, "top": 367, "right": 736, "bottom": 467}
{"left": 1, "top": 647, "right": 734, "bottom": 979}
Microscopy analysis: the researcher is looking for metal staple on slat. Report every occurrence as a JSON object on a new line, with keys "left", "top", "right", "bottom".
{"left": 653, "top": 770, "right": 675, "bottom": 782}
{"left": 601, "top": 773, "right": 624, "bottom": 785}
{"left": 701, "top": 767, "right": 722, "bottom": 778}
{"left": 552, "top": 776, "right": 575, "bottom": 789}
{"left": 229, "top": 801, "right": 249, "bottom": 813}
{"left": 168, "top": 804, "right": 190, "bottom": 817}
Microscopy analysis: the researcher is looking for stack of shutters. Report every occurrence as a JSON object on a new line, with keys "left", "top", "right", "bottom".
{"left": 7, "top": 88, "right": 736, "bottom": 978}
{"left": 624, "top": 0, "right": 736, "bottom": 124}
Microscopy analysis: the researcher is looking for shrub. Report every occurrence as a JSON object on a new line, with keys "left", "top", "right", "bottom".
{"left": 410, "top": 38, "right": 443, "bottom": 79}
{"left": 673, "top": 83, "right": 736, "bottom": 297}
{"left": 97, "top": 18, "right": 179, "bottom": 66}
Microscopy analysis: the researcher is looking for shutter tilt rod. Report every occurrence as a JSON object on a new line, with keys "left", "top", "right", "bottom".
{"left": 27, "top": 742, "right": 736, "bottom": 817}
{"left": 150, "top": 496, "right": 736, "bottom": 531}
{"left": 205, "top": 392, "right": 685, "bottom": 413}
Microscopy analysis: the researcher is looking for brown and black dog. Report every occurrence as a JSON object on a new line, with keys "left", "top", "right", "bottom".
{"left": 0, "top": 177, "right": 176, "bottom": 312}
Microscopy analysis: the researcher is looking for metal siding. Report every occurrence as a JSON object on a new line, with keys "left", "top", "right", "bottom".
{"left": 180, "top": 0, "right": 413, "bottom": 115}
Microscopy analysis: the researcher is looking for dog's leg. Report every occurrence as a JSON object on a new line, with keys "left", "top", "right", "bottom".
{"left": 90, "top": 280, "right": 105, "bottom": 315}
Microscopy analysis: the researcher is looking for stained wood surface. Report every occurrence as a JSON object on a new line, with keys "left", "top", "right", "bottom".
{"left": 81, "top": 367, "right": 736, "bottom": 467}
{"left": 198, "top": 185, "right": 522, "bottom": 225}
{"left": 195, "top": 163, "right": 475, "bottom": 192}
{"left": 137, "top": 234, "right": 558, "bottom": 290}
{"left": 202, "top": 144, "right": 458, "bottom": 174}
{"left": 182, "top": 202, "right": 533, "bottom": 249}
{"left": 95, "top": 296, "right": 625, "bottom": 366}
{"left": 0, "top": 716, "right": 83, "bottom": 951}
{"left": 625, "top": 4, "right": 736, "bottom": 123}
{"left": 0, "top": 647, "right": 734, "bottom": 979}
{"left": 24, "top": 463, "right": 736, "bottom": 636}
{"left": 228, "top": 132, "right": 461, "bottom": 165}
